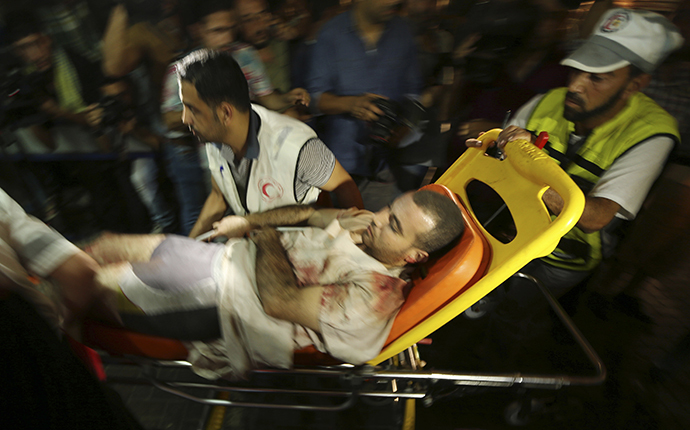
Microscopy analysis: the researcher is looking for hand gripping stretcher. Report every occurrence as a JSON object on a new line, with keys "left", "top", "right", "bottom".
{"left": 79, "top": 130, "right": 606, "bottom": 427}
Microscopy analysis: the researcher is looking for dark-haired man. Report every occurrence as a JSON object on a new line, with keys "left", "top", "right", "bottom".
{"left": 462, "top": 10, "right": 684, "bottom": 362}
{"left": 8, "top": 15, "right": 103, "bottom": 136}
{"left": 235, "top": 0, "right": 293, "bottom": 94}
{"left": 468, "top": 9, "right": 684, "bottom": 297}
{"left": 86, "top": 189, "right": 464, "bottom": 379}
{"left": 179, "top": 49, "right": 363, "bottom": 239}
{"left": 307, "top": 0, "right": 422, "bottom": 209}
{"left": 158, "top": 1, "right": 323, "bottom": 235}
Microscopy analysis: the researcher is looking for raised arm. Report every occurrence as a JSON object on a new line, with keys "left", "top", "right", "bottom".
{"left": 101, "top": 4, "right": 143, "bottom": 77}
{"left": 251, "top": 227, "right": 322, "bottom": 331}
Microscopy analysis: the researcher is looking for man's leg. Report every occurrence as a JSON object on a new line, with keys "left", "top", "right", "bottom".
{"left": 162, "top": 143, "right": 207, "bottom": 236}
{"left": 93, "top": 236, "right": 224, "bottom": 340}
{"left": 83, "top": 233, "right": 166, "bottom": 265}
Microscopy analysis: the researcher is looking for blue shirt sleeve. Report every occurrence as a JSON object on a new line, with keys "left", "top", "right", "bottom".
{"left": 306, "top": 27, "right": 336, "bottom": 114}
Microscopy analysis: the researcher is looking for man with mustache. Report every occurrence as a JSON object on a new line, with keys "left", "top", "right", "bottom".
{"left": 177, "top": 49, "right": 363, "bottom": 240}
{"left": 464, "top": 9, "right": 683, "bottom": 357}
{"left": 159, "top": 0, "right": 315, "bottom": 235}
{"left": 85, "top": 189, "right": 464, "bottom": 379}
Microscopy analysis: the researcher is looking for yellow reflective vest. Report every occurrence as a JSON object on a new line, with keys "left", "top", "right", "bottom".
{"left": 526, "top": 88, "right": 680, "bottom": 271}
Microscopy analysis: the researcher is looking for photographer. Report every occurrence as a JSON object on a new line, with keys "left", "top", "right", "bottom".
{"left": 8, "top": 12, "right": 104, "bottom": 150}
{"left": 6, "top": 12, "right": 157, "bottom": 235}
{"left": 307, "top": 0, "right": 422, "bottom": 210}
{"left": 85, "top": 77, "right": 176, "bottom": 234}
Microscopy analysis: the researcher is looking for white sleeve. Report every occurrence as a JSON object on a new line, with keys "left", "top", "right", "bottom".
{"left": 0, "top": 188, "right": 79, "bottom": 277}
{"left": 507, "top": 95, "right": 544, "bottom": 129}
{"left": 590, "top": 136, "right": 674, "bottom": 220}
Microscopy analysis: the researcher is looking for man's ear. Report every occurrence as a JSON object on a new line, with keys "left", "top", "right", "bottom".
{"left": 625, "top": 73, "right": 652, "bottom": 98}
{"left": 404, "top": 249, "right": 428, "bottom": 265}
{"left": 217, "top": 102, "right": 234, "bottom": 124}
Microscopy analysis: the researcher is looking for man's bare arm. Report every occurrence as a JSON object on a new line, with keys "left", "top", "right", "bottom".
{"left": 101, "top": 4, "right": 143, "bottom": 77}
{"left": 319, "top": 160, "right": 364, "bottom": 209}
{"left": 189, "top": 177, "right": 229, "bottom": 238}
{"left": 48, "top": 251, "right": 99, "bottom": 319}
{"left": 317, "top": 92, "right": 384, "bottom": 121}
{"left": 252, "top": 228, "right": 322, "bottom": 331}
{"left": 255, "top": 88, "right": 310, "bottom": 113}
{"left": 542, "top": 188, "right": 621, "bottom": 233}
{"left": 210, "top": 204, "right": 345, "bottom": 239}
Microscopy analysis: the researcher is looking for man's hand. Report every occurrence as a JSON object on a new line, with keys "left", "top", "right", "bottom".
{"left": 465, "top": 126, "right": 535, "bottom": 149}
{"left": 283, "top": 87, "right": 311, "bottom": 107}
{"left": 208, "top": 215, "right": 252, "bottom": 240}
{"left": 454, "top": 33, "right": 481, "bottom": 61}
{"left": 349, "top": 93, "right": 385, "bottom": 122}
{"left": 40, "top": 99, "right": 92, "bottom": 127}
{"left": 85, "top": 103, "right": 104, "bottom": 128}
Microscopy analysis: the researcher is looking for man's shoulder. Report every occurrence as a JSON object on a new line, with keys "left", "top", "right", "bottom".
{"left": 253, "top": 104, "right": 315, "bottom": 135}
{"left": 229, "top": 42, "right": 259, "bottom": 56}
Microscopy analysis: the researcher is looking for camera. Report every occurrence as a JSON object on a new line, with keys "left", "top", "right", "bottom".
{"left": 98, "top": 95, "right": 135, "bottom": 131}
{"left": 369, "top": 98, "right": 426, "bottom": 148}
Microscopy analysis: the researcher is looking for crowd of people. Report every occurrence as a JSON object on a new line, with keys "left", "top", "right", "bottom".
{"left": 0, "top": 0, "right": 686, "bottom": 238}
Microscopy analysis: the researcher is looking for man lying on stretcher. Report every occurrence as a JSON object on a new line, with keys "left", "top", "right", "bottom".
{"left": 87, "top": 190, "right": 464, "bottom": 379}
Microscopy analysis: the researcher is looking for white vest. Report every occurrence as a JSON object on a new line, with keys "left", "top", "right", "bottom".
{"left": 206, "top": 104, "right": 321, "bottom": 216}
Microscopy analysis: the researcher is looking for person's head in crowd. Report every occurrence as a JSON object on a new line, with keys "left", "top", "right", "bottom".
{"left": 235, "top": 0, "right": 273, "bottom": 49}
{"left": 559, "top": 8, "right": 684, "bottom": 127}
{"left": 7, "top": 12, "right": 53, "bottom": 73}
{"left": 176, "top": 49, "right": 250, "bottom": 143}
{"left": 362, "top": 189, "right": 465, "bottom": 266}
{"left": 354, "top": 0, "right": 401, "bottom": 25}
{"left": 199, "top": 0, "right": 237, "bottom": 51}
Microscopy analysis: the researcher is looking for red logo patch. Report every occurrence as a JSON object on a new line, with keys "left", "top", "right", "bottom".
{"left": 601, "top": 11, "right": 630, "bottom": 33}
{"left": 258, "top": 177, "right": 284, "bottom": 202}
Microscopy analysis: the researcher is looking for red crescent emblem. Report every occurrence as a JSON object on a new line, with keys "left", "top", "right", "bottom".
{"left": 258, "top": 177, "right": 284, "bottom": 202}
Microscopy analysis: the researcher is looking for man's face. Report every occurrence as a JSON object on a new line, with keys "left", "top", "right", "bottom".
{"left": 360, "top": 0, "right": 401, "bottom": 24}
{"left": 236, "top": 0, "right": 272, "bottom": 49}
{"left": 180, "top": 80, "right": 226, "bottom": 143}
{"left": 13, "top": 33, "right": 52, "bottom": 72}
{"left": 361, "top": 192, "right": 433, "bottom": 266}
{"left": 563, "top": 66, "right": 634, "bottom": 123}
{"left": 201, "top": 11, "right": 237, "bottom": 51}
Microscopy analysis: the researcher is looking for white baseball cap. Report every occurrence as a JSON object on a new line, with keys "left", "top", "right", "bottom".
{"left": 561, "top": 8, "right": 685, "bottom": 74}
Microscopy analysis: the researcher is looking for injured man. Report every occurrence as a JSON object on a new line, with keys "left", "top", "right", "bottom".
{"left": 87, "top": 190, "right": 464, "bottom": 379}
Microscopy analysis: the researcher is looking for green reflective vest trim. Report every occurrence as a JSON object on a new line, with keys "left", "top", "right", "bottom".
{"left": 526, "top": 88, "right": 680, "bottom": 271}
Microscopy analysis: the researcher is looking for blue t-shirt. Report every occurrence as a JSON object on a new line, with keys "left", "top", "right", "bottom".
{"left": 307, "top": 11, "right": 421, "bottom": 176}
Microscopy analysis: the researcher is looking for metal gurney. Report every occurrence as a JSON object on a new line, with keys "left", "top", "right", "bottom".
{"left": 80, "top": 129, "right": 605, "bottom": 418}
